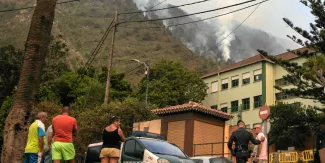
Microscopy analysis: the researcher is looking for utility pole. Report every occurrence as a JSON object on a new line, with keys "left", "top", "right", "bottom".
{"left": 104, "top": 11, "right": 118, "bottom": 105}
{"left": 145, "top": 60, "right": 150, "bottom": 105}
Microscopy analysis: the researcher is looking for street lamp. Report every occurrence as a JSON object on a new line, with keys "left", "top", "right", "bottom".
{"left": 131, "top": 59, "right": 150, "bottom": 105}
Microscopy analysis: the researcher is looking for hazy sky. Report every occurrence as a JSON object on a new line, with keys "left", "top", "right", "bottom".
{"left": 165, "top": 0, "right": 315, "bottom": 40}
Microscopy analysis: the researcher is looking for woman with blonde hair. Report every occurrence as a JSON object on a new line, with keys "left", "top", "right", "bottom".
{"left": 99, "top": 116, "right": 125, "bottom": 163}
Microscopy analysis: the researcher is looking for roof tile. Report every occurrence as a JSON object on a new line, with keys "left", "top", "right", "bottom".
{"left": 151, "top": 101, "right": 233, "bottom": 120}
{"left": 202, "top": 48, "right": 312, "bottom": 79}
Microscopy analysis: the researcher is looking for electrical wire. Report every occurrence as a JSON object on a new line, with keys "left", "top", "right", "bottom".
{"left": 119, "top": 0, "right": 267, "bottom": 29}
{"left": 119, "top": 0, "right": 213, "bottom": 15}
{"left": 0, "top": 0, "right": 80, "bottom": 13}
{"left": 200, "top": 1, "right": 263, "bottom": 56}
{"left": 121, "top": 0, "right": 167, "bottom": 22}
{"left": 70, "top": 18, "right": 115, "bottom": 89}
{"left": 119, "top": 0, "right": 258, "bottom": 24}
{"left": 124, "top": 64, "right": 144, "bottom": 75}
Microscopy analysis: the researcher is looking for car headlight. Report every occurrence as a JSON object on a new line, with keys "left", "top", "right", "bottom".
{"left": 157, "top": 158, "right": 170, "bottom": 163}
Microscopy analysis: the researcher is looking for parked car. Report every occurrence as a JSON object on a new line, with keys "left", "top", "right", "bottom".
{"left": 84, "top": 131, "right": 195, "bottom": 163}
{"left": 191, "top": 156, "right": 233, "bottom": 163}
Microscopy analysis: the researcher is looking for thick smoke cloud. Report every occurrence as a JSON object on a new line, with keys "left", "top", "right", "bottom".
{"left": 132, "top": 0, "right": 298, "bottom": 62}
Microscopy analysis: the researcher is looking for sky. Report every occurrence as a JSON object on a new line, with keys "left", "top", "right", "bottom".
{"left": 165, "top": 0, "right": 315, "bottom": 40}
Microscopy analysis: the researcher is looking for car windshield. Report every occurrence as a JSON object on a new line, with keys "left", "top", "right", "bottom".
{"left": 209, "top": 157, "right": 232, "bottom": 163}
{"left": 139, "top": 138, "right": 187, "bottom": 158}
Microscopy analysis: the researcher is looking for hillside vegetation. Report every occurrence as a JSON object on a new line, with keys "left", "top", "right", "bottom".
{"left": 0, "top": 0, "right": 226, "bottom": 85}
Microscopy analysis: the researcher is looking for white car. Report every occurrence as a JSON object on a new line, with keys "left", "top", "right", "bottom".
{"left": 191, "top": 156, "right": 233, "bottom": 163}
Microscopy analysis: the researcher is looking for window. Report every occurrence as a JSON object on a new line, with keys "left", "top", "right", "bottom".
{"left": 242, "top": 72, "right": 250, "bottom": 85}
{"left": 275, "top": 78, "right": 289, "bottom": 86}
{"left": 276, "top": 92, "right": 293, "bottom": 101}
{"left": 143, "top": 127, "right": 149, "bottom": 132}
{"left": 211, "top": 81, "right": 218, "bottom": 93}
{"left": 254, "top": 95, "right": 262, "bottom": 108}
{"left": 220, "top": 103, "right": 228, "bottom": 113}
{"left": 242, "top": 98, "right": 250, "bottom": 110}
{"left": 231, "top": 100, "right": 238, "bottom": 112}
{"left": 211, "top": 105, "right": 218, "bottom": 110}
{"left": 253, "top": 69, "right": 262, "bottom": 82}
{"left": 231, "top": 75, "right": 239, "bottom": 88}
{"left": 221, "top": 79, "right": 228, "bottom": 90}
{"left": 124, "top": 140, "right": 144, "bottom": 159}
{"left": 124, "top": 140, "right": 136, "bottom": 156}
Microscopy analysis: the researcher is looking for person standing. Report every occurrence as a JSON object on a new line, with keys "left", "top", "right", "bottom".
{"left": 228, "top": 120, "right": 261, "bottom": 163}
{"left": 24, "top": 112, "right": 48, "bottom": 163}
{"left": 41, "top": 125, "right": 53, "bottom": 163}
{"left": 52, "top": 107, "right": 77, "bottom": 163}
{"left": 100, "top": 116, "right": 125, "bottom": 163}
{"left": 252, "top": 124, "right": 267, "bottom": 163}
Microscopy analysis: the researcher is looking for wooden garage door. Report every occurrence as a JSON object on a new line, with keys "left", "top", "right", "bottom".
{"left": 193, "top": 120, "right": 224, "bottom": 156}
{"left": 167, "top": 121, "right": 185, "bottom": 150}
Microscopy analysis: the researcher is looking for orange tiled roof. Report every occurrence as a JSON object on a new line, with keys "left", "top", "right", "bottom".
{"left": 201, "top": 48, "right": 311, "bottom": 79}
{"left": 151, "top": 101, "right": 233, "bottom": 120}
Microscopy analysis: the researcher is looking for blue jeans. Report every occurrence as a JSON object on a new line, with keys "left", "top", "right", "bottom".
{"left": 24, "top": 153, "right": 38, "bottom": 163}
{"left": 41, "top": 150, "right": 52, "bottom": 163}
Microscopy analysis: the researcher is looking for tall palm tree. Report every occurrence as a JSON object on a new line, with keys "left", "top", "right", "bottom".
{"left": 1, "top": 0, "right": 57, "bottom": 162}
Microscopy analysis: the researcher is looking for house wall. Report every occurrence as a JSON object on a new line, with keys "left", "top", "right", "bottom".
{"left": 202, "top": 62, "right": 264, "bottom": 128}
{"left": 133, "top": 119, "right": 161, "bottom": 134}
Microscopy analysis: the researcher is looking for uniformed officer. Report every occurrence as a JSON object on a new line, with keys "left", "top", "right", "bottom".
{"left": 227, "top": 120, "right": 261, "bottom": 163}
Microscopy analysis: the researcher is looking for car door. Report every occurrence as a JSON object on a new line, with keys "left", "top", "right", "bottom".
{"left": 121, "top": 139, "right": 145, "bottom": 162}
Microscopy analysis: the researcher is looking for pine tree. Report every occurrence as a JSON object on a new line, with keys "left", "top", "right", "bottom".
{"left": 258, "top": 0, "right": 325, "bottom": 112}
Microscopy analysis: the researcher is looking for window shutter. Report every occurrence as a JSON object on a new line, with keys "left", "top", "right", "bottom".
{"left": 243, "top": 72, "right": 250, "bottom": 79}
{"left": 220, "top": 103, "right": 228, "bottom": 108}
{"left": 231, "top": 75, "right": 239, "bottom": 80}
{"left": 211, "top": 81, "right": 218, "bottom": 92}
{"left": 221, "top": 79, "right": 228, "bottom": 84}
{"left": 253, "top": 69, "right": 262, "bottom": 75}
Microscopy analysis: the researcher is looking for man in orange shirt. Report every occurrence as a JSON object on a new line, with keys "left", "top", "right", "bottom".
{"left": 51, "top": 107, "right": 77, "bottom": 163}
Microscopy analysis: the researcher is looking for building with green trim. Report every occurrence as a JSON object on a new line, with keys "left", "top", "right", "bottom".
{"left": 201, "top": 48, "right": 323, "bottom": 128}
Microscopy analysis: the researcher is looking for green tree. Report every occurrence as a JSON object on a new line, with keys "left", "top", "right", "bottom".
{"left": 0, "top": 45, "right": 24, "bottom": 107}
{"left": 136, "top": 60, "right": 208, "bottom": 108}
{"left": 97, "top": 67, "right": 133, "bottom": 102}
{"left": 258, "top": 0, "right": 325, "bottom": 112}
{"left": 41, "top": 35, "right": 70, "bottom": 84}
{"left": 269, "top": 102, "right": 322, "bottom": 150}
{"left": 75, "top": 97, "right": 157, "bottom": 155}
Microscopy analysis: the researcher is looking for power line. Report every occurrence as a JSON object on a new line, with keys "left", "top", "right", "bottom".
{"left": 119, "top": 0, "right": 213, "bottom": 15}
{"left": 119, "top": 0, "right": 267, "bottom": 29}
{"left": 70, "top": 18, "right": 115, "bottom": 89}
{"left": 119, "top": 0, "right": 258, "bottom": 24}
{"left": 200, "top": 1, "right": 263, "bottom": 56}
{"left": 121, "top": 0, "right": 167, "bottom": 22}
{"left": 124, "top": 64, "right": 144, "bottom": 75}
{"left": 0, "top": 0, "right": 80, "bottom": 13}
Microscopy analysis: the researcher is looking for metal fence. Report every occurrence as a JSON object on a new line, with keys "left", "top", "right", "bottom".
{"left": 269, "top": 150, "right": 315, "bottom": 163}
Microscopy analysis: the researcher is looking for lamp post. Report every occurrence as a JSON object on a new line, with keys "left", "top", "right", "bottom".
{"left": 131, "top": 59, "right": 150, "bottom": 105}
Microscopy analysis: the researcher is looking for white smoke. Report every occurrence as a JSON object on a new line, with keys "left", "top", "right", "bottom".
{"left": 130, "top": 0, "right": 292, "bottom": 61}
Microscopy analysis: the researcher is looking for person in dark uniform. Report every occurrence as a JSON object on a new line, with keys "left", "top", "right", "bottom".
{"left": 228, "top": 120, "right": 262, "bottom": 163}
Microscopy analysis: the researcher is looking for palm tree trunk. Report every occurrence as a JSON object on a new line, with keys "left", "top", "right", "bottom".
{"left": 1, "top": 0, "right": 57, "bottom": 162}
